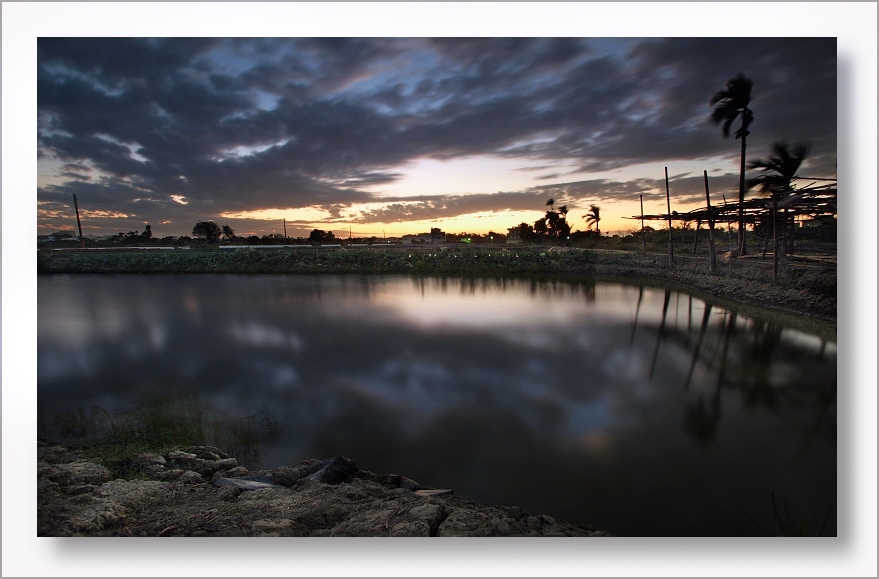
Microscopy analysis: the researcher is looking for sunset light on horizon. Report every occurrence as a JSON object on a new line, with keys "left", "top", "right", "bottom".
{"left": 36, "top": 34, "right": 837, "bottom": 240}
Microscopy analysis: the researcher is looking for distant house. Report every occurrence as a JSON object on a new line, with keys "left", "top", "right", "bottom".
{"left": 506, "top": 226, "right": 522, "bottom": 245}
{"left": 402, "top": 228, "right": 446, "bottom": 244}
{"left": 38, "top": 231, "right": 77, "bottom": 244}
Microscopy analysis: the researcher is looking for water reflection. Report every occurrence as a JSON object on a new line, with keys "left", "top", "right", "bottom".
{"left": 38, "top": 274, "right": 836, "bottom": 536}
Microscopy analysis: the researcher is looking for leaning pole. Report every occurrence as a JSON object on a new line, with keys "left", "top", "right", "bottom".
{"left": 703, "top": 170, "right": 717, "bottom": 274}
{"left": 665, "top": 167, "right": 674, "bottom": 267}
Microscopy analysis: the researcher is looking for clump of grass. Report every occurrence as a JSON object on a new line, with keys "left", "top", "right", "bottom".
{"left": 729, "top": 491, "right": 833, "bottom": 536}
{"left": 46, "top": 391, "right": 279, "bottom": 478}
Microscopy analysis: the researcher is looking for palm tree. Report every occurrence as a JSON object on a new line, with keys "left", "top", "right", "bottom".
{"left": 710, "top": 73, "right": 754, "bottom": 255}
{"left": 747, "top": 140, "right": 810, "bottom": 283}
{"left": 747, "top": 140, "right": 810, "bottom": 196}
{"left": 546, "top": 198, "right": 555, "bottom": 212}
{"left": 583, "top": 205, "right": 601, "bottom": 235}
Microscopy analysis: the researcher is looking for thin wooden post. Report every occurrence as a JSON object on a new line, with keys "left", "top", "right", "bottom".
{"left": 640, "top": 194, "right": 646, "bottom": 253}
{"left": 692, "top": 220, "right": 701, "bottom": 255}
{"left": 703, "top": 171, "right": 717, "bottom": 274}
{"left": 722, "top": 194, "right": 732, "bottom": 276}
{"left": 72, "top": 194, "right": 85, "bottom": 248}
{"left": 665, "top": 167, "right": 674, "bottom": 267}
{"left": 283, "top": 218, "right": 287, "bottom": 239}
{"left": 772, "top": 194, "right": 778, "bottom": 284}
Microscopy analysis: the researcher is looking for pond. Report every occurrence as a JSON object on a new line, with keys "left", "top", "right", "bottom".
{"left": 37, "top": 274, "right": 836, "bottom": 536}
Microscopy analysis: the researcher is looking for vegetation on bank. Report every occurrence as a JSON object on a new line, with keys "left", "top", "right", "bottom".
{"left": 40, "top": 246, "right": 602, "bottom": 276}
{"left": 41, "top": 391, "right": 278, "bottom": 479}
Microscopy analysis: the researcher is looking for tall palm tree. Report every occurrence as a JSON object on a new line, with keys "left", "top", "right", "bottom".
{"left": 583, "top": 205, "right": 601, "bottom": 235}
{"left": 710, "top": 73, "right": 754, "bottom": 255}
{"left": 546, "top": 198, "right": 555, "bottom": 212}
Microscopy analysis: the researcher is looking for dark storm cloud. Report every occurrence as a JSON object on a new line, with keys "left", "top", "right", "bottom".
{"left": 38, "top": 37, "right": 836, "bottom": 235}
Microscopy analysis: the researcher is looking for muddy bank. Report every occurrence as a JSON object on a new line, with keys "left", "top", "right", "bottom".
{"left": 585, "top": 250, "right": 836, "bottom": 325}
{"left": 37, "top": 438, "right": 611, "bottom": 537}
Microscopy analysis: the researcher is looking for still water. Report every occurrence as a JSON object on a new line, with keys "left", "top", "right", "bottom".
{"left": 38, "top": 274, "right": 836, "bottom": 536}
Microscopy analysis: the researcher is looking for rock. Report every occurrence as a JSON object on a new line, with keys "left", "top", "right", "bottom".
{"left": 270, "top": 466, "right": 302, "bottom": 486}
{"left": 64, "top": 484, "right": 98, "bottom": 496}
{"left": 495, "top": 520, "right": 512, "bottom": 536}
{"left": 526, "top": 516, "right": 542, "bottom": 531}
{"left": 539, "top": 514, "right": 556, "bottom": 527}
{"left": 216, "top": 486, "right": 241, "bottom": 502}
{"left": 213, "top": 476, "right": 287, "bottom": 491}
{"left": 303, "top": 456, "right": 358, "bottom": 485}
{"left": 224, "top": 466, "right": 249, "bottom": 478}
{"left": 187, "top": 445, "right": 230, "bottom": 460}
{"left": 383, "top": 473, "right": 421, "bottom": 491}
{"left": 414, "top": 489, "right": 453, "bottom": 498}
{"left": 158, "top": 468, "right": 185, "bottom": 481}
{"left": 437, "top": 508, "right": 493, "bottom": 537}
{"left": 38, "top": 460, "right": 113, "bottom": 487}
{"left": 179, "top": 470, "right": 205, "bottom": 484}
{"left": 213, "top": 458, "right": 238, "bottom": 472}
{"left": 409, "top": 503, "right": 444, "bottom": 533}
{"left": 131, "top": 453, "right": 167, "bottom": 477}
{"left": 166, "top": 450, "right": 198, "bottom": 462}
{"left": 390, "top": 521, "right": 431, "bottom": 537}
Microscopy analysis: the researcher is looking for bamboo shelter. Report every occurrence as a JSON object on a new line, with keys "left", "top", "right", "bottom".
{"left": 629, "top": 177, "right": 836, "bottom": 282}
{"left": 634, "top": 181, "right": 836, "bottom": 229}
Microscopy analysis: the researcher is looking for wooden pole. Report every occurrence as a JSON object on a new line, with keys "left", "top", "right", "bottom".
{"left": 722, "top": 194, "right": 732, "bottom": 276}
{"left": 665, "top": 167, "right": 674, "bottom": 267}
{"left": 72, "top": 194, "right": 85, "bottom": 248}
{"left": 283, "top": 218, "right": 287, "bottom": 239}
{"left": 640, "top": 194, "right": 646, "bottom": 253}
{"left": 772, "top": 194, "right": 778, "bottom": 284}
{"left": 703, "top": 171, "right": 717, "bottom": 274}
{"left": 692, "top": 220, "right": 701, "bottom": 255}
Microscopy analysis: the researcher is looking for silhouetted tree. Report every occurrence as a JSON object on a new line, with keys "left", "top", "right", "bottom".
{"left": 514, "top": 222, "right": 536, "bottom": 243}
{"left": 533, "top": 218, "right": 548, "bottom": 238}
{"left": 141, "top": 224, "right": 152, "bottom": 239}
{"left": 309, "top": 229, "right": 335, "bottom": 243}
{"left": 583, "top": 205, "right": 601, "bottom": 234}
{"left": 710, "top": 73, "right": 754, "bottom": 255}
{"left": 546, "top": 198, "right": 555, "bottom": 212}
{"left": 192, "top": 221, "right": 222, "bottom": 243}
{"left": 544, "top": 210, "right": 570, "bottom": 240}
{"left": 221, "top": 225, "right": 235, "bottom": 240}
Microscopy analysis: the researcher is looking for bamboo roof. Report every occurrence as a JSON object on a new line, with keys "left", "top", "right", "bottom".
{"left": 631, "top": 180, "right": 837, "bottom": 224}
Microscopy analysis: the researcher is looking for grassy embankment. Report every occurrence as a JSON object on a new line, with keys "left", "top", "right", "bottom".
{"left": 41, "top": 390, "right": 278, "bottom": 478}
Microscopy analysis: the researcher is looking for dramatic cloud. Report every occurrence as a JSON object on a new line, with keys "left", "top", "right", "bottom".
{"left": 37, "top": 37, "right": 837, "bottom": 236}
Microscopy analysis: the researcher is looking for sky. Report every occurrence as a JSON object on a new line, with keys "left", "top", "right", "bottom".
{"left": 36, "top": 36, "right": 838, "bottom": 239}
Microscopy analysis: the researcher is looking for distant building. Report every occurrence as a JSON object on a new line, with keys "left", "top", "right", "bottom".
{"left": 506, "top": 226, "right": 522, "bottom": 244}
{"left": 38, "top": 231, "right": 77, "bottom": 243}
{"left": 402, "top": 228, "right": 446, "bottom": 244}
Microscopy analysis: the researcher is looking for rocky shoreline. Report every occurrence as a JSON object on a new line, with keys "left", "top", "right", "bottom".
{"left": 38, "top": 438, "right": 611, "bottom": 537}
